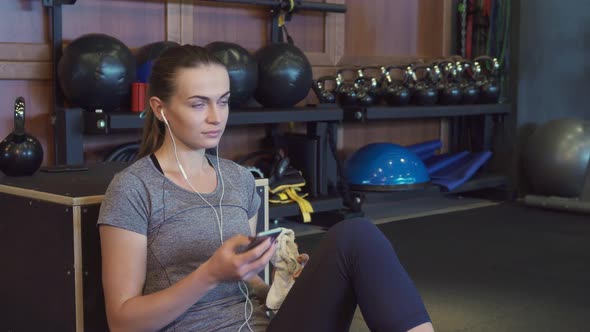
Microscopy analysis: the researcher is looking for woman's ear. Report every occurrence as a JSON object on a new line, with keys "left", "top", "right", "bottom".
{"left": 149, "top": 97, "right": 165, "bottom": 121}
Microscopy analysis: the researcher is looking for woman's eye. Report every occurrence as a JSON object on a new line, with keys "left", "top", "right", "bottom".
{"left": 191, "top": 103, "right": 206, "bottom": 108}
{"left": 219, "top": 100, "right": 229, "bottom": 106}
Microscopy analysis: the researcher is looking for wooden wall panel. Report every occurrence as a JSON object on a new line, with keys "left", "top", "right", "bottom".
{"left": 344, "top": 0, "right": 419, "bottom": 57}
{"left": 62, "top": 0, "right": 166, "bottom": 47}
{"left": 192, "top": 2, "right": 324, "bottom": 52}
{"left": 341, "top": 0, "right": 450, "bottom": 65}
{"left": 192, "top": 2, "right": 268, "bottom": 50}
{"left": 219, "top": 125, "right": 268, "bottom": 161}
{"left": 282, "top": 11, "right": 325, "bottom": 53}
{"left": 0, "top": 80, "right": 53, "bottom": 165}
{"left": 0, "top": 1, "right": 47, "bottom": 43}
{"left": 417, "top": 0, "right": 447, "bottom": 57}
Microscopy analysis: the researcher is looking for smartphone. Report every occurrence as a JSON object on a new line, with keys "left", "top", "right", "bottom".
{"left": 243, "top": 228, "right": 283, "bottom": 252}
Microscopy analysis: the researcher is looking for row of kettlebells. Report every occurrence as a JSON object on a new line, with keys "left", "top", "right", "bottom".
{"left": 312, "top": 55, "right": 501, "bottom": 107}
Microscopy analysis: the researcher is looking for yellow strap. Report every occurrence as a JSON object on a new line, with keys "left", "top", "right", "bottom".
{"left": 269, "top": 182, "right": 305, "bottom": 194}
{"left": 278, "top": 12, "right": 286, "bottom": 27}
{"left": 285, "top": 188, "right": 314, "bottom": 223}
{"left": 270, "top": 192, "right": 309, "bottom": 204}
{"left": 278, "top": 0, "right": 294, "bottom": 27}
{"left": 289, "top": 188, "right": 313, "bottom": 212}
{"left": 269, "top": 199, "right": 292, "bottom": 204}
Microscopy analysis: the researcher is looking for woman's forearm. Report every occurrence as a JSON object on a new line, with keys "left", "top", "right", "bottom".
{"left": 108, "top": 262, "right": 218, "bottom": 332}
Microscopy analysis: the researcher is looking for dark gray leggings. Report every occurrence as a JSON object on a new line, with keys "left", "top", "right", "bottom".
{"left": 267, "top": 218, "right": 431, "bottom": 332}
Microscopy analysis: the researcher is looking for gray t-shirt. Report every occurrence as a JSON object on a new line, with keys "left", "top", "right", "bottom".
{"left": 97, "top": 155, "right": 268, "bottom": 331}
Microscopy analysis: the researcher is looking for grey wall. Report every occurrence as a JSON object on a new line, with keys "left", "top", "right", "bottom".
{"left": 505, "top": 0, "right": 590, "bottom": 194}
{"left": 515, "top": 0, "right": 590, "bottom": 126}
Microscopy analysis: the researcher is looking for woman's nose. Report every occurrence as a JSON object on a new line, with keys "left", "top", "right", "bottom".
{"left": 206, "top": 104, "right": 221, "bottom": 124}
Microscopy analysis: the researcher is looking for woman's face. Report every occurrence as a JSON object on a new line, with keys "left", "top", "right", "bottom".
{"left": 162, "top": 64, "right": 230, "bottom": 150}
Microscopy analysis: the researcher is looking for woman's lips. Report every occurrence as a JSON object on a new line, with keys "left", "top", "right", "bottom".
{"left": 203, "top": 130, "right": 221, "bottom": 138}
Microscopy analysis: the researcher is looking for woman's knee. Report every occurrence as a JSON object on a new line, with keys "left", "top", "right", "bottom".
{"left": 326, "top": 217, "right": 383, "bottom": 249}
{"left": 329, "top": 217, "right": 377, "bottom": 236}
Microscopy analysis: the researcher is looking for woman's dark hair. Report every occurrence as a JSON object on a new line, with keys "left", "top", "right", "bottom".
{"left": 136, "top": 45, "right": 226, "bottom": 160}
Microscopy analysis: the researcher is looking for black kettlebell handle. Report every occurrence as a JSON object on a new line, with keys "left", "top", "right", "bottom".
{"left": 382, "top": 65, "right": 406, "bottom": 84}
{"left": 447, "top": 55, "right": 465, "bottom": 64}
{"left": 315, "top": 75, "right": 336, "bottom": 90}
{"left": 14, "top": 97, "right": 26, "bottom": 136}
{"left": 403, "top": 65, "right": 418, "bottom": 85}
{"left": 427, "top": 63, "right": 443, "bottom": 83}
{"left": 474, "top": 55, "right": 500, "bottom": 77}
{"left": 459, "top": 60, "right": 481, "bottom": 81}
{"left": 337, "top": 68, "right": 357, "bottom": 82}
{"left": 359, "top": 66, "right": 381, "bottom": 76}
{"left": 435, "top": 60, "right": 454, "bottom": 76}
{"left": 354, "top": 67, "right": 379, "bottom": 90}
{"left": 314, "top": 75, "right": 337, "bottom": 93}
{"left": 412, "top": 65, "right": 436, "bottom": 84}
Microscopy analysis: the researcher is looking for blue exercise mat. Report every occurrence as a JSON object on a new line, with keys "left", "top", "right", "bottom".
{"left": 406, "top": 140, "right": 443, "bottom": 160}
{"left": 423, "top": 151, "right": 471, "bottom": 175}
{"left": 430, "top": 151, "right": 493, "bottom": 191}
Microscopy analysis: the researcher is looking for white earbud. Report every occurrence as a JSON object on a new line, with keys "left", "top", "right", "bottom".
{"left": 161, "top": 109, "right": 169, "bottom": 125}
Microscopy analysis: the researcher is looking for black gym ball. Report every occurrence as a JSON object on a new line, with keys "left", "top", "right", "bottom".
{"left": 58, "top": 33, "right": 136, "bottom": 112}
{"left": 205, "top": 41, "right": 258, "bottom": 107}
{"left": 135, "top": 41, "right": 180, "bottom": 83}
{"left": 254, "top": 42, "right": 313, "bottom": 108}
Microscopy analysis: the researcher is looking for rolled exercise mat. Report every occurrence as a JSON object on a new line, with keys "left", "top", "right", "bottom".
{"left": 430, "top": 151, "right": 492, "bottom": 191}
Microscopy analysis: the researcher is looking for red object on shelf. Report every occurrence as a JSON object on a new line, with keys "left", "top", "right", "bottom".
{"left": 131, "top": 82, "right": 147, "bottom": 113}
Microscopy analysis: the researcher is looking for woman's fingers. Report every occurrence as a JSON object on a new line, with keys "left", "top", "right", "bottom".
{"left": 297, "top": 253, "right": 310, "bottom": 266}
{"left": 241, "top": 240, "right": 277, "bottom": 278}
{"left": 229, "top": 234, "right": 253, "bottom": 246}
{"left": 239, "top": 237, "right": 274, "bottom": 263}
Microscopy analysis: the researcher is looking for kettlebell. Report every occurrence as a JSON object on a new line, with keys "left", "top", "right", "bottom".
{"left": 457, "top": 61, "right": 480, "bottom": 104}
{"left": 410, "top": 65, "right": 438, "bottom": 106}
{"left": 336, "top": 68, "right": 359, "bottom": 107}
{"left": 436, "top": 61, "right": 463, "bottom": 105}
{"left": 474, "top": 55, "right": 501, "bottom": 103}
{"left": 381, "top": 66, "right": 411, "bottom": 106}
{"left": 352, "top": 68, "right": 377, "bottom": 107}
{"left": 312, "top": 76, "right": 337, "bottom": 104}
{"left": 356, "top": 66, "right": 383, "bottom": 106}
{"left": 0, "top": 97, "right": 44, "bottom": 176}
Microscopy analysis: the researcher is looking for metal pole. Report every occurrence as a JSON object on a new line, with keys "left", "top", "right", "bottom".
{"left": 46, "top": 2, "right": 66, "bottom": 164}
{"left": 44, "top": 0, "right": 78, "bottom": 165}
{"left": 270, "top": 10, "right": 283, "bottom": 43}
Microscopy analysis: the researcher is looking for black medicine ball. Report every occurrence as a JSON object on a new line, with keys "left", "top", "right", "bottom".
{"left": 58, "top": 33, "right": 136, "bottom": 112}
{"left": 205, "top": 41, "right": 258, "bottom": 107}
{"left": 135, "top": 41, "right": 180, "bottom": 82}
{"left": 253, "top": 43, "right": 313, "bottom": 108}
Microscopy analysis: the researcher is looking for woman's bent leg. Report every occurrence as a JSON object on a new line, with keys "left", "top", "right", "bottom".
{"left": 267, "top": 218, "right": 431, "bottom": 332}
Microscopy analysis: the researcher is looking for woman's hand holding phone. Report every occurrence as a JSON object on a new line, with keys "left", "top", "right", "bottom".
{"left": 202, "top": 233, "right": 277, "bottom": 283}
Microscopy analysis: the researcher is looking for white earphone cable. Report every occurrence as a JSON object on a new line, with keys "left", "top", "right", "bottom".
{"left": 162, "top": 111, "right": 254, "bottom": 332}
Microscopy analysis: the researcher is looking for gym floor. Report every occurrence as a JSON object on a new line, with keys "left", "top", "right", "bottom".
{"left": 291, "top": 202, "right": 590, "bottom": 332}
